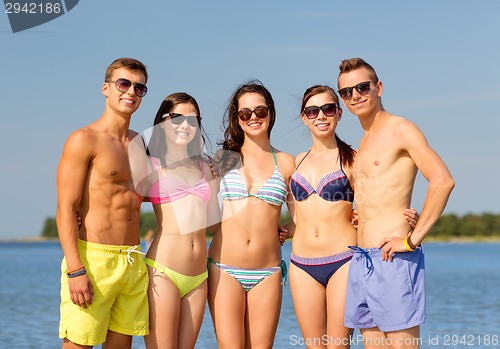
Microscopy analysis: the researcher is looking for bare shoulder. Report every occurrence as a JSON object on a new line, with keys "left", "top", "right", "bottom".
{"left": 68, "top": 125, "right": 96, "bottom": 142}
{"left": 128, "top": 129, "right": 146, "bottom": 149}
{"left": 58, "top": 126, "right": 97, "bottom": 176}
{"left": 390, "top": 116, "right": 429, "bottom": 148}
{"left": 128, "top": 129, "right": 141, "bottom": 140}
{"left": 274, "top": 148, "right": 295, "bottom": 167}
{"left": 275, "top": 149, "right": 295, "bottom": 174}
{"left": 391, "top": 115, "right": 422, "bottom": 134}
{"left": 63, "top": 126, "right": 96, "bottom": 157}
{"left": 295, "top": 151, "right": 309, "bottom": 164}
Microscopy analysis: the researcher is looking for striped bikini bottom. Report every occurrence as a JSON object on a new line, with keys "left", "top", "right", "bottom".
{"left": 208, "top": 258, "right": 287, "bottom": 292}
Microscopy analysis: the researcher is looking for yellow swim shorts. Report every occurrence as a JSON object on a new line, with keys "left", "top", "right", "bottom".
{"left": 59, "top": 239, "right": 149, "bottom": 346}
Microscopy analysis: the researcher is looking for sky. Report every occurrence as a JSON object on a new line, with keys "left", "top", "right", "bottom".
{"left": 1, "top": 0, "right": 499, "bottom": 239}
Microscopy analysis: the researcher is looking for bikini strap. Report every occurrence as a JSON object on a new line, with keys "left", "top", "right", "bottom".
{"left": 294, "top": 149, "right": 312, "bottom": 171}
{"left": 338, "top": 151, "right": 349, "bottom": 176}
{"left": 199, "top": 158, "right": 206, "bottom": 178}
{"left": 271, "top": 147, "right": 278, "bottom": 167}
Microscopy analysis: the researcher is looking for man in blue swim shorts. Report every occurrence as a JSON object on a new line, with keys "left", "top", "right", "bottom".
{"left": 56, "top": 58, "right": 150, "bottom": 348}
{"left": 337, "top": 58, "right": 454, "bottom": 348}
{"left": 345, "top": 247, "right": 426, "bottom": 337}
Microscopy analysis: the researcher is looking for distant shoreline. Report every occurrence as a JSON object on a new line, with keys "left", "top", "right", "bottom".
{"left": 425, "top": 236, "right": 500, "bottom": 243}
{"left": 2, "top": 236, "right": 500, "bottom": 244}
{"left": 0, "top": 236, "right": 61, "bottom": 243}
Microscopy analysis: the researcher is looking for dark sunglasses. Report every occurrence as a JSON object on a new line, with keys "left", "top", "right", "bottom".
{"left": 303, "top": 103, "right": 338, "bottom": 119}
{"left": 338, "top": 81, "right": 372, "bottom": 100}
{"left": 107, "top": 78, "right": 148, "bottom": 97}
{"left": 237, "top": 106, "right": 269, "bottom": 121}
{"left": 162, "top": 113, "right": 200, "bottom": 127}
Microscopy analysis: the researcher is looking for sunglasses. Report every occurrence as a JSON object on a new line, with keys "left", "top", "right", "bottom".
{"left": 237, "top": 106, "right": 269, "bottom": 121}
{"left": 338, "top": 81, "right": 372, "bottom": 100}
{"left": 107, "top": 78, "right": 148, "bottom": 97}
{"left": 303, "top": 103, "right": 338, "bottom": 119}
{"left": 162, "top": 113, "right": 200, "bottom": 127}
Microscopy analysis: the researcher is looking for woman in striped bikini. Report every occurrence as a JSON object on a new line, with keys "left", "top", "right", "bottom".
{"left": 207, "top": 81, "right": 296, "bottom": 348}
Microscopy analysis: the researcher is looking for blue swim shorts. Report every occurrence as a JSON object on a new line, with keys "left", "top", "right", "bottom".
{"left": 344, "top": 246, "right": 425, "bottom": 332}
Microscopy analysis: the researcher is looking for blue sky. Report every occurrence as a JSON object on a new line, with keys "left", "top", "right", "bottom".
{"left": 1, "top": 0, "right": 499, "bottom": 239}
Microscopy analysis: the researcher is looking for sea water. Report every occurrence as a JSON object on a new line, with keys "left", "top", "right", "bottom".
{"left": 0, "top": 242, "right": 498, "bottom": 349}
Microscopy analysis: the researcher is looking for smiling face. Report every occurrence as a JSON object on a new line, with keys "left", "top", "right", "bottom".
{"left": 302, "top": 92, "right": 342, "bottom": 138}
{"left": 102, "top": 67, "right": 146, "bottom": 116}
{"left": 162, "top": 102, "right": 199, "bottom": 147}
{"left": 237, "top": 92, "right": 270, "bottom": 137}
{"left": 337, "top": 67, "right": 383, "bottom": 118}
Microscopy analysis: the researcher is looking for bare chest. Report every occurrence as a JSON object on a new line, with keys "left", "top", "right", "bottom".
{"left": 90, "top": 138, "right": 133, "bottom": 184}
{"left": 353, "top": 134, "right": 402, "bottom": 182}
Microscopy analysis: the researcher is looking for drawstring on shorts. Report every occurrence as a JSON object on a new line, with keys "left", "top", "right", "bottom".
{"left": 280, "top": 260, "right": 288, "bottom": 286}
{"left": 348, "top": 246, "right": 374, "bottom": 276}
{"left": 120, "top": 245, "right": 145, "bottom": 266}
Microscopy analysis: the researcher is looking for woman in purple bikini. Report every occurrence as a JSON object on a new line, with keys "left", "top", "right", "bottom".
{"left": 288, "top": 85, "right": 418, "bottom": 348}
{"left": 288, "top": 85, "right": 357, "bottom": 348}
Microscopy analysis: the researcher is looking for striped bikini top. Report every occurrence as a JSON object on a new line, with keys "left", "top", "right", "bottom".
{"left": 219, "top": 148, "right": 287, "bottom": 206}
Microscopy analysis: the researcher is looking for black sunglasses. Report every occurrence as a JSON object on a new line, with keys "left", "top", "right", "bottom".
{"left": 338, "top": 81, "right": 373, "bottom": 100}
{"left": 237, "top": 106, "right": 269, "bottom": 121}
{"left": 107, "top": 78, "right": 148, "bottom": 97}
{"left": 162, "top": 113, "right": 200, "bottom": 127}
{"left": 303, "top": 103, "right": 338, "bottom": 119}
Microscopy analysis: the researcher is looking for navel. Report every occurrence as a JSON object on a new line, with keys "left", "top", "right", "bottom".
{"left": 374, "top": 161, "right": 379, "bottom": 166}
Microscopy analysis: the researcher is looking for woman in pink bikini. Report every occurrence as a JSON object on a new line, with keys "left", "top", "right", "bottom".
{"left": 130, "top": 92, "right": 220, "bottom": 349}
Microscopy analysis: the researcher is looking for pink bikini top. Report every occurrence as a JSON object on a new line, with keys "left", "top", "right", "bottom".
{"left": 147, "top": 158, "right": 211, "bottom": 205}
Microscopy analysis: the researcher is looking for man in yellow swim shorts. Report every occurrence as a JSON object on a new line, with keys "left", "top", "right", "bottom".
{"left": 56, "top": 58, "right": 150, "bottom": 348}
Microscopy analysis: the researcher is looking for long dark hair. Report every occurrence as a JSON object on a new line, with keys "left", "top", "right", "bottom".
{"left": 216, "top": 80, "right": 276, "bottom": 174}
{"left": 219, "top": 80, "right": 276, "bottom": 152}
{"left": 301, "top": 85, "right": 355, "bottom": 168}
{"left": 147, "top": 92, "right": 205, "bottom": 167}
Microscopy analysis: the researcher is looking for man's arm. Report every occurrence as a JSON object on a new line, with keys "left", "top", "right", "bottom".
{"left": 379, "top": 120, "right": 455, "bottom": 261}
{"left": 403, "top": 121, "right": 455, "bottom": 246}
{"left": 379, "top": 121, "right": 454, "bottom": 259}
{"left": 56, "top": 129, "right": 95, "bottom": 307}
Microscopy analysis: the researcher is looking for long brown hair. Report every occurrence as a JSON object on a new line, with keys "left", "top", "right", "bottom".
{"left": 217, "top": 80, "right": 276, "bottom": 174}
{"left": 301, "top": 85, "right": 355, "bottom": 168}
{"left": 220, "top": 80, "right": 276, "bottom": 151}
{"left": 147, "top": 92, "right": 205, "bottom": 167}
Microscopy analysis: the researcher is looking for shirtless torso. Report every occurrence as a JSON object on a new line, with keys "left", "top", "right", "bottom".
{"left": 354, "top": 115, "right": 418, "bottom": 248}
{"left": 69, "top": 125, "right": 142, "bottom": 245}
{"left": 56, "top": 63, "right": 148, "bottom": 348}
{"left": 338, "top": 59, "right": 454, "bottom": 347}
